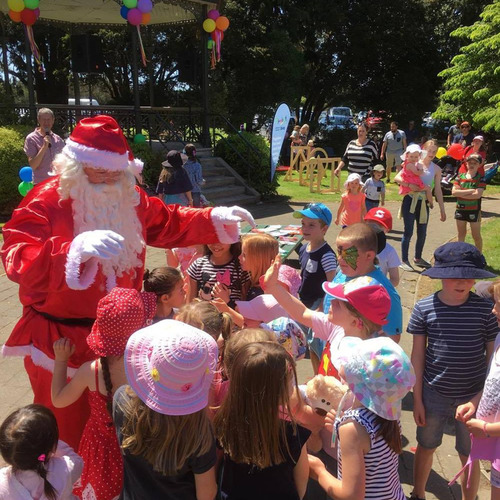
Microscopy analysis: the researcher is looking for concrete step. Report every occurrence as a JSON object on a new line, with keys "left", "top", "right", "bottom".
{"left": 202, "top": 165, "right": 228, "bottom": 176}
{"left": 212, "top": 193, "right": 260, "bottom": 207}
{"left": 203, "top": 185, "right": 246, "bottom": 199}
{"left": 203, "top": 175, "right": 236, "bottom": 188}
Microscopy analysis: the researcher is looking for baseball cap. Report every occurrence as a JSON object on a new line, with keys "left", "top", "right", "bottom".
{"left": 364, "top": 207, "right": 393, "bottom": 232}
{"left": 293, "top": 202, "right": 332, "bottom": 226}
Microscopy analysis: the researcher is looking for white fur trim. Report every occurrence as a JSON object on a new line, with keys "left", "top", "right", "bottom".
{"left": 2, "top": 343, "right": 77, "bottom": 377}
{"left": 66, "top": 239, "right": 99, "bottom": 290}
{"left": 129, "top": 158, "right": 144, "bottom": 175}
{"left": 63, "top": 138, "right": 129, "bottom": 171}
{"left": 210, "top": 207, "right": 240, "bottom": 244}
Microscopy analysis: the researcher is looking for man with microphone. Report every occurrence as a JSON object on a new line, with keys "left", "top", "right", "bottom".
{"left": 24, "top": 108, "right": 65, "bottom": 184}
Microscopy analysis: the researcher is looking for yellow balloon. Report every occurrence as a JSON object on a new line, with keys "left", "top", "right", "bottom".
{"left": 436, "top": 147, "right": 447, "bottom": 159}
{"left": 8, "top": 0, "right": 25, "bottom": 13}
{"left": 203, "top": 18, "right": 216, "bottom": 33}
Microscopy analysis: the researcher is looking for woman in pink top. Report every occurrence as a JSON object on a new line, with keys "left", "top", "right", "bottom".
{"left": 335, "top": 173, "right": 366, "bottom": 226}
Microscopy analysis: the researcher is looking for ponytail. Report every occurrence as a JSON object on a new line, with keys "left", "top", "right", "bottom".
{"left": 37, "top": 458, "right": 57, "bottom": 500}
{"left": 100, "top": 357, "right": 114, "bottom": 416}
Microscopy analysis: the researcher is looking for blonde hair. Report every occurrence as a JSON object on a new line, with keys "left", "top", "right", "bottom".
{"left": 176, "top": 301, "right": 232, "bottom": 342}
{"left": 344, "top": 301, "right": 383, "bottom": 338}
{"left": 119, "top": 387, "right": 213, "bottom": 475}
{"left": 241, "top": 233, "right": 279, "bottom": 286}
{"left": 214, "top": 342, "right": 298, "bottom": 469}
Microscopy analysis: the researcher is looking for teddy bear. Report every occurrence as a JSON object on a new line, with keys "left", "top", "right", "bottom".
{"left": 299, "top": 374, "right": 347, "bottom": 452}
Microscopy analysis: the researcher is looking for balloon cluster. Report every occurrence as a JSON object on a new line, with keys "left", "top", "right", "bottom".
{"left": 7, "top": 0, "right": 40, "bottom": 26}
{"left": 120, "top": 0, "right": 153, "bottom": 26}
{"left": 202, "top": 10, "right": 229, "bottom": 67}
{"left": 18, "top": 166, "right": 34, "bottom": 197}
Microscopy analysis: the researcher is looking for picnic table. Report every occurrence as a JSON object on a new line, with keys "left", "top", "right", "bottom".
{"left": 240, "top": 224, "right": 303, "bottom": 261}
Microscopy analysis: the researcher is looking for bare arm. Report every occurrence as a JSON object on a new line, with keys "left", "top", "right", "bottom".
{"left": 452, "top": 186, "right": 484, "bottom": 199}
{"left": 165, "top": 249, "right": 179, "bottom": 268}
{"left": 411, "top": 335, "right": 427, "bottom": 426}
{"left": 432, "top": 167, "right": 446, "bottom": 222}
{"left": 211, "top": 298, "right": 244, "bottom": 328}
{"left": 335, "top": 199, "right": 345, "bottom": 225}
{"left": 334, "top": 160, "right": 346, "bottom": 176}
{"left": 394, "top": 170, "right": 421, "bottom": 192}
{"left": 293, "top": 444, "right": 310, "bottom": 500}
{"left": 380, "top": 140, "right": 387, "bottom": 159}
{"left": 188, "top": 277, "right": 199, "bottom": 302}
{"left": 388, "top": 266, "right": 400, "bottom": 287}
{"left": 194, "top": 466, "right": 217, "bottom": 500}
{"left": 402, "top": 136, "right": 407, "bottom": 150}
{"left": 324, "top": 269, "right": 335, "bottom": 283}
{"left": 380, "top": 191, "right": 385, "bottom": 206}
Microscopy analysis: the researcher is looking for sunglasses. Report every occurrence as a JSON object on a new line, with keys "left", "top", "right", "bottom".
{"left": 461, "top": 126, "right": 470, "bottom": 129}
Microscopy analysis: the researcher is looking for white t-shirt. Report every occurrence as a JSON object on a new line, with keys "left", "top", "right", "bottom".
{"left": 377, "top": 243, "right": 401, "bottom": 276}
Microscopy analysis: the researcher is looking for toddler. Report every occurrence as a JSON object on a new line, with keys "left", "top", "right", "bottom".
{"left": 399, "top": 144, "right": 433, "bottom": 207}
{"left": 362, "top": 164, "right": 386, "bottom": 211}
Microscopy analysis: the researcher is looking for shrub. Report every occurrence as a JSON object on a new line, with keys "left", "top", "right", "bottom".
{"left": 128, "top": 142, "right": 165, "bottom": 191}
{"left": 0, "top": 126, "right": 33, "bottom": 216}
{"left": 214, "top": 132, "right": 277, "bottom": 197}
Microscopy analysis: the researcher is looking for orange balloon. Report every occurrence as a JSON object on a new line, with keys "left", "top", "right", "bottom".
{"left": 215, "top": 16, "right": 230, "bottom": 31}
{"left": 8, "top": 9, "right": 22, "bottom": 22}
{"left": 142, "top": 12, "right": 151, "bottom": 24}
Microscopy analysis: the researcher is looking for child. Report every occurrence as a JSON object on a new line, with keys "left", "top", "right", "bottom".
{"left": 165, "top": 245, "right": 205, "bottom": 275}
{"left": 292, "top": 202, "right": 337, "bottom": 373}
{"left": 187, "top": 242, "right": 249, "bottom": 308}
{"left": 143, "top": 266, "right": 186, "bottom": 320}
{"left": 0, "top": 404, "right": 83, "bottom": 500}
{"left": 452, "top": 153, "right": 486, "bottom": 252}
{"left": 308, "top": 337, "right": 415, "bottom": 500}
{"left": 183, "top": 144, "right": 204, "bottom": 207}
{"left": 290, "top": 125, "right": 301, "bottom": 146}
{"left": 114, "top": 320, "right": 218, "bottom": 500}
{"left": 454, "top": 279, "right": 500, "bottom": 500}
{"left": 335, "top": 173, "right": 366, "bottom": 226}
{"left": 156, "top": 150, "right": 194, "bottom": 206}
{"left": 398, "top": 144, "right": 433, "bottom": 207}
{"left": 362, "top": 164, "right": 386, "bottom": 211}
{"left": 364, "top": 207, "right": 401, "bottom": 287}
{"left": 408, "top": 242, "right": 498, "bottom": 500}
{"left": 214, "top": 341, "right": 311, "bottom": 499}
{"left": 51, "top": 287, "right": 157, "bottom": 500}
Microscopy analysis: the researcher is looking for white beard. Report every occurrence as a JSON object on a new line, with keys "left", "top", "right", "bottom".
{"left": 55, "top": 156, "right": 145, "bottom": 286}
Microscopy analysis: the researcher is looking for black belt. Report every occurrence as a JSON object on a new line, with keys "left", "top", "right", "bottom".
{"left": 32, "top": 307, "right": 95, "bottom": 327}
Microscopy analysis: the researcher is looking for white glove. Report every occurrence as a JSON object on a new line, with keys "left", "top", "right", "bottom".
{"left": 211, "top": 206, "right": 256, "bottom": 243}
{"left": 65, "top": 230, "right": 124, "bottom": 290}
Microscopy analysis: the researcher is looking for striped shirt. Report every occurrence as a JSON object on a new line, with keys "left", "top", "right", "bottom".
{"left": 336, "top": 407, "right": 405, "bottom": 500}
{"left": 342, "top": 139, "right": 379, "bottom": 176}
{"left": 408, "top": 292, "right": 498, "bottom": 398}
{"left": 454, "top": 172, "right": 486, "bottom": 211}
{"left": 187, "top": 255, "right": 250, "bottom": 305}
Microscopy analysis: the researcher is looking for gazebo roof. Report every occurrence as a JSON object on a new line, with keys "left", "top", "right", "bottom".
{"left": 0, "top": 0, "right": 217, "bottom": 27}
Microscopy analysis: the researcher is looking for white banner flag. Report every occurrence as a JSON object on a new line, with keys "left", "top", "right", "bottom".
{"left": 270, "top": 103, "right": 291, "bottom": 180}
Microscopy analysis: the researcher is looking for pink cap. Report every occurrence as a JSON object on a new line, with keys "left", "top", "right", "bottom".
{"left": 235, "top": 295, "right": 287, "bottom": 323}
{"left": 322, "top": 276, "right": 390, "bottom": 325}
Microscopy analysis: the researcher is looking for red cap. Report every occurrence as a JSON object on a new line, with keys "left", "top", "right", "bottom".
{"left": 364, "top": 207, "right": 393, "bottom": 232}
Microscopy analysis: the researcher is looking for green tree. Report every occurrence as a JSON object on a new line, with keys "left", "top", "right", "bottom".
{"left": 435, "top": 0, "right": 500, "bottom": 131}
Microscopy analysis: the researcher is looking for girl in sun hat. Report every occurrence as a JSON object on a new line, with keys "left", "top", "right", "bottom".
{"left": 309, "top": 337, "right": 415, "bottom": 500}
{"left": 335, "top": 173, "right": 366, "bottom": 226}
{"left": 114, "top": 319, "right": 218, "bottom": 499}
{"left": 51, "top": 287, "right": 157, "bottom": 500}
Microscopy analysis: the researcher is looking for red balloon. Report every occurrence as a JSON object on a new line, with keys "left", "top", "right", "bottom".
{"left": 21, "top": 8, "right": 37, "bottom": 26}
{"left": 8, "top": 9, "right": 22, "bottom": 22}
{"left": 211, "top": 29, "right": 224, "bottom": 42}
{"left": 447, "top": 143, "right": 465, "bottom": 161}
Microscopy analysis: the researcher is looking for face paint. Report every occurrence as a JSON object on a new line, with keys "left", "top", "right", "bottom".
{"left": 337, "top": 245, "right": 359, "bottom": 270}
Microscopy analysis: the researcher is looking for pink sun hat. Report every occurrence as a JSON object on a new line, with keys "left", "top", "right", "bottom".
{"left": 124, "top": 319, "right": 218, "bottom": 416}
{"left": 235, "top": 294, "right": 287, "bottom": 323}
{"left": 86, "top": 287, "right": 157, "bottom": 357}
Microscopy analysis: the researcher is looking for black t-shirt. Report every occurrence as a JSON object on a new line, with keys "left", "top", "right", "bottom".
{"left": 157, "top": 167, "right": 193, "bottom": 195}
{"left": 219, "top": 422, "right": 311, "bottom": 500}
{"left": 113, "top": 386, "right": 216, "bottom": 500}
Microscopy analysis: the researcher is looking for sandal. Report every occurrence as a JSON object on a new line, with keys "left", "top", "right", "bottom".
{"left": 409, "top": 493, "right": 426, "bottom": 500}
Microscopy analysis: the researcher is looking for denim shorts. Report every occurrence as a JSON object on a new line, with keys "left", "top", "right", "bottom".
{"left": 492, "top": 466, "right": 500, "bottom": 489}
{"left": 416, "top": 382, "right": 472, "bottom": 456}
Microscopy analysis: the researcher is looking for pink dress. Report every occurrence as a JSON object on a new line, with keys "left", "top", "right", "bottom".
{"left": 74, "top": 363, "right": 123, "bottom": 500}
{"left": 399, "top": 161, "right": 426, "bottom": 195}
{"left": 340, "top": 191, "right": 366, "bottom": 225}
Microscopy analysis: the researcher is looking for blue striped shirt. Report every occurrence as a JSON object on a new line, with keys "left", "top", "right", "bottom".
{"left": 408, "top": 292, "right": 498, "bottom": 398}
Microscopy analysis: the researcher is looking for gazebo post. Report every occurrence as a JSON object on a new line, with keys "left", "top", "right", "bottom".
{"left": 24, "top": 29, "right": 36, "bottom": 123}
{"left": 200, "top": 4, "right": 211, "bottom": 148}
{"left": 130, "top": 24, "right": 141, "bottom": 136}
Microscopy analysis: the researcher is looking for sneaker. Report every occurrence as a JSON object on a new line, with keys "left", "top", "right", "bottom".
{"left": 414, "top": 258, "right": 431, "bottom": 269}
{"left": 399, "top": 261, "right": 414, "bottom": 272}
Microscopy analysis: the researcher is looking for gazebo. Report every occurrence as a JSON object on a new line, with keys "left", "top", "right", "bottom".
{"left": 0, "top": 0, "right": 216, "bottom": 144}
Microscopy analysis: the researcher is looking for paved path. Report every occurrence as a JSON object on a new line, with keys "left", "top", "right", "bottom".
{"left": 0, "top": 195, "right": 498, "bottom": 498}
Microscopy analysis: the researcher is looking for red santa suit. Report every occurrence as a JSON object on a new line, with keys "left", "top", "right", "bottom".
{"left": 1, "top": 115, "right": 254, "bottom": 449}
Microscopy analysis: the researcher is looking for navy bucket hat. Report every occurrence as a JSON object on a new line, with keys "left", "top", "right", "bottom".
{"left": 422, "top": 242, "right": 496, "bottom": 280}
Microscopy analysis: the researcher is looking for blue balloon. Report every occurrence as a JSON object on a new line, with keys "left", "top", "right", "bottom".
{"left": 120, "top": 5, "right": 129, "bottom": 20}
{"left": 19, "top": 166, "right": 33, "bottom": 182}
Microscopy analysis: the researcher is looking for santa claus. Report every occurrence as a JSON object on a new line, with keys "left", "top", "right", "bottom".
{"left": 1, "top": 115, "right": 254, "bottom": 448}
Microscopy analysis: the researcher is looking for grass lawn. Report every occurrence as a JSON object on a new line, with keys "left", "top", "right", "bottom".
{"left": 465, "top": 216, "right": 500, "bottom": 275}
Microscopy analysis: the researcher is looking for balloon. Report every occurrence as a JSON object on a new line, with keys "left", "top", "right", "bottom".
{"left": 123, "top": 0, "right": 138, "bottom": 8}
{"left": 142, "top": 12, "right": 151, "bottom": 24}
{"left": 207, "top": 9, "right": 219, "bottom": 20}
{"left": 19, "top": 166, "right": 33, "bottom": 182}
{"left": 435, "top": 147, "right": 447, "bottom": 159}
{"left": 137, "top": 0, "right": 153, "bottom": 13}
{"left": 447, "top": 143, "right": 465, "bottom": 161}
{"left": 207, "top": 40, "right": 215, "bottom": 50}
{"left": 7, "top": 0, "right": 24, "bottom": 13}
{"left": 8, "top": 9, "right": 22, "bottom": 22}
{"left": 33, "top": 7, "right": 40, "bottom": 18}
{"left": 202, "top": 18, "right": 216, "bottom": 33}
{"left": 24, "top": 0, "right": 39, "bottom": 9}
{"left": 127, "top": 8, "right": 142, "bottom": 26}
{"left": 215, "top": 16, "right": 230, "bottom": 31}
{"left": 211, "top": 29, "right": 224, "bottom": 42}
{"left": 133, "top": 133, "right": 146, "bottom": 144}
{"left": 120, "top": 5, "right": 129, "bottom": 20}
{"left": 18, "top": 181, "right": 34, "bottom": 197}
{"left": 21, "top": 8, "right": 37, "bottom": 26}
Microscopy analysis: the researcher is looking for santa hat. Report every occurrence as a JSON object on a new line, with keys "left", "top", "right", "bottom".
{"left": 62, "top": 115, "right": 143, "bottom": 175}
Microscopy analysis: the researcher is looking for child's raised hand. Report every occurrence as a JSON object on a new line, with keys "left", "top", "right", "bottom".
{"left": 455, "top": 402, "right": 476, "bottom": 423}
{"left": 53, "top": 338, "right": 75, "bottom": 362}
{"left": 211, "top": 297, "right": 231, "bottom": 314}
{"left": 261, "top": 255, "right": 281, "bottom": 291}
{"left": 307, "top": 454, "right": 326, "bottom": 481}
{"left": 212, "top": 282, "right": 230, "bottom": 303}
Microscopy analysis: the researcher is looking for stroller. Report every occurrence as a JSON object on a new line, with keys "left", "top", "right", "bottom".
{"left": 437, "top": 155, "right": 461, "bottom": 196}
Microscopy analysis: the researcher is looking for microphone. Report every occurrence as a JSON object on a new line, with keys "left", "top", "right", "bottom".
{"left": 44, "top": 128, "right": 51, "bottom": 148}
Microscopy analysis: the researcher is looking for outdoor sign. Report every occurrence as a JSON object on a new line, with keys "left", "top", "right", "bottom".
{"left": 270, "top": 102, "right": 291, "bottom": 180}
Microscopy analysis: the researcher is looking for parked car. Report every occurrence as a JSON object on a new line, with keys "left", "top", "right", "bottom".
{"left": 420, "top": 113, "right": 451, "bottom": 140}
{"left": 318, "top": 106, "right": 356, "bottom": 131}
{"left": 365, "top": 110, "right": 389, "bottom": 130}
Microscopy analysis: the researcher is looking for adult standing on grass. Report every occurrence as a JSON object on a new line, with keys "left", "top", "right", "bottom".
{"left": 24, "top": 108, "right": 65, "bottom": 184}
{"left": 334, "top": 123, "right": 379, "bottom": 180}
{"left": 394, "top": 139, "right": 446, "bottom": 272}
{"left": 380, "top": 121, "right": 407, "bottom": 183}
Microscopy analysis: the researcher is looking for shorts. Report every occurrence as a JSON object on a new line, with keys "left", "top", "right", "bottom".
{"left": 492, "top": 466, "right": 500, "bottom": 489}
{"left": 416, "top": 382, "right": 472, "bottom": 456}
{"left": 454, "top": 209, "right": 480, "bottom": 222}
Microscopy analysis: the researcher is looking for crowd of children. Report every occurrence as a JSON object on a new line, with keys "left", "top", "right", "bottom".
{"left": 0, "top": 188, "right": 499, "bottom": 500}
